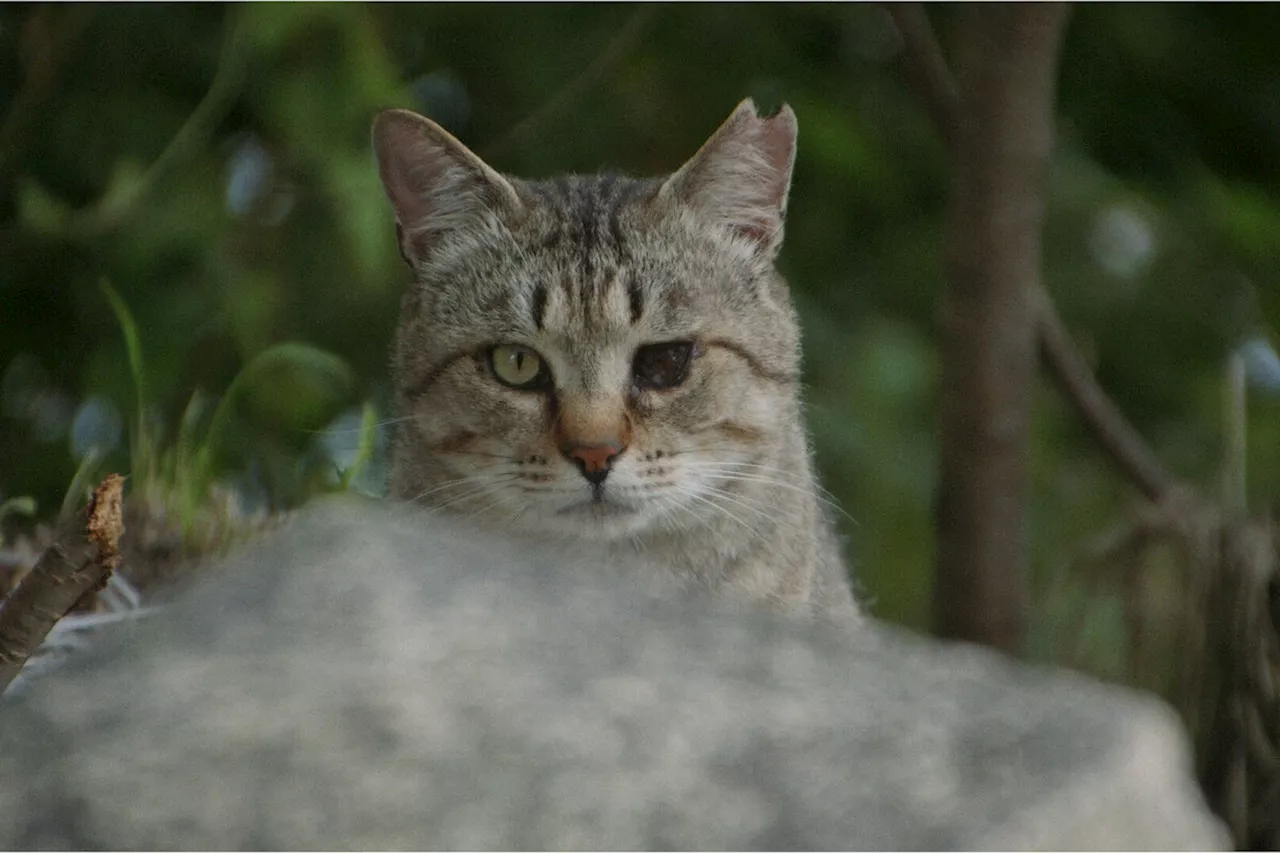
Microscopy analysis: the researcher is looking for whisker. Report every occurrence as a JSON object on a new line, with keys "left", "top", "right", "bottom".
{"left": 430, "top": 479, "right": 524, "bottom": 512}
{"left": 660, "top": 455, "right": 835, "bottom": 493}
{"left": 695, "top": 468, "right": 845, "bottom": 505}
{"left": 410, "top": 475, "right": 512, "bottom": 503}
{"left": 411, "top": 473, "right": 522, "bottom": 511}
{"left": 684, "top": 459, "right": 837, "bottom": 490}
{"left": 655, "top": 490, "right": 706, "bottom": 537}
{"left": 697, "top": 485, "right": 777, "bottom": 526}
{"left": 304, "top": 414, "right": 418, "bottom": 436}
{"left": 409, "top": 477, "right": 473, "bottom": 504}
{"left": 450, "top": 449, "right": 523, "bottom": 461}
{"left": 461, "top": 491, "right": 522, "bottom": 522}
{"left": 502, "top": 503, "right": 532, "bottom": 530}
{"left": 428, "top": 486, "right": 505, "bottom": 513}
{"left": 679, "top": 488, "right": 756, "bottom": 536}
{"left": 676, "top": 462, "right": 856, "bottom": 525}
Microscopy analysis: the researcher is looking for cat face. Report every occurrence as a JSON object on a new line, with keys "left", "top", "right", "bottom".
{"left": 375, "top": 100, "right": 804, "bottom": 542}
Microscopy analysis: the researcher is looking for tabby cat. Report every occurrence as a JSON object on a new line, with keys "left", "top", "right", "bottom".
{"left": 372, "top": 99, "right": 858, "bottom": 623}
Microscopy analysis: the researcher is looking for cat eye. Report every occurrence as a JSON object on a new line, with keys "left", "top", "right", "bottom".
{"left": 489, "top": 344, "right": 551, "bottom": 390}
{"left": 632, "top": 341, "right": 694, "bottom": 391}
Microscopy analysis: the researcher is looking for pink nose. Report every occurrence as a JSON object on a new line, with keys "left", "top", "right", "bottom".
{"left": 563, "top": 442, "right": 625, "bottom": 484}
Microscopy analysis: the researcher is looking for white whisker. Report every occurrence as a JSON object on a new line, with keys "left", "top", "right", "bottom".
{"left": 679, "top": 488, "right": 757, "bottom": 537}
{"left": 676, "top": 461, "right": 856, "bottom": 525}
{"left": 461, "top": 490, "right": 523, "bottom": 523}
{"left": 698, "top": 484, "right": 776, "bottom": 527}
{"left": 306, "top": 414, "right": 419, "bottom": 436}
{"left": 411, "top": 474, "right": 515, "bottom": 504}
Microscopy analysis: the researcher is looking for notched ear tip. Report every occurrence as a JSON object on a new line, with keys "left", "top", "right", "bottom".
{"left": 662, "top": 98, "right": 799, "bottom": 258}
{"left": 765, "top": 103, "right": 798, "bottom": 132}
{"left": 722, "top": 100, "right": 797, "bottom": 154}
{"left": 758, "top": 103, "right": 798, "bottom": 173}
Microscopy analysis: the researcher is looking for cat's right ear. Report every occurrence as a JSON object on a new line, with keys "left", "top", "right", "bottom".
{"left": 658, "top": 99, "right": 797, "bottom": 261}
{"left": 372, "top": 109, "right": 523, "bottom": 266}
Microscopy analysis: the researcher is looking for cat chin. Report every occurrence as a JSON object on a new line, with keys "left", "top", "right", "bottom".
{"left": 471, "top": 492, "right": 655, "bottom": 543}
{"left": 545, "top": 497, "right": 653, "bottom": 540}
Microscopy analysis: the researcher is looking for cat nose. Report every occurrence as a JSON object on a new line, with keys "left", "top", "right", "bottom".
{"left": 562, "top": 441, "right": 625, "bottom": 485}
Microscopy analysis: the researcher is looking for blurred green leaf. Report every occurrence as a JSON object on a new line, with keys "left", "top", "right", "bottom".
{"left": 16, "top": 179, "right": 72, "bottom": 234}
{"left": 0, "top": 496, "right": 37, "bottom": 527}
{"left": 235, "top": 342, "right": 358, "bottom": 435}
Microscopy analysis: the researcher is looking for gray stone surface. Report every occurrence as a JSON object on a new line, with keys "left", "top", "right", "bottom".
{"left": 0, "top": 497, "right": 1227, "bottom": 850}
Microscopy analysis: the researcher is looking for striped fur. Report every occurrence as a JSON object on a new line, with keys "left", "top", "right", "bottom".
{"left": 373, "top": 100, "right": 858, "bottom": 624}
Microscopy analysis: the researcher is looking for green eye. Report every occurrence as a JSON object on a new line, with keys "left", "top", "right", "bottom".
{"left": 489, "top": 344, "right": 550, "bottom": 389}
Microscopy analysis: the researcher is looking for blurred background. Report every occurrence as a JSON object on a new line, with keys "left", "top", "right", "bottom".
{"left": 2, "top": 3, "right": 1278, "bottom": 657}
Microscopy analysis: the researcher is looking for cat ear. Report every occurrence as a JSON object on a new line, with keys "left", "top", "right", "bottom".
{"left": 372, "top": 108, "right": 523, "bottom": 265}
{"left": 658, "top": 98, "right": 797, "bottom": 258}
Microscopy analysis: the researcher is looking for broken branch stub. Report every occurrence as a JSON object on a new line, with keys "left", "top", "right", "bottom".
{"left": 0, "top": 473, "right": 125, "bottom": 694}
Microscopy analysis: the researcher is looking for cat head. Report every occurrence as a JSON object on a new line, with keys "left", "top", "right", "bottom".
{"left": 374, "top": 99, "right": 806, "bottom": 542}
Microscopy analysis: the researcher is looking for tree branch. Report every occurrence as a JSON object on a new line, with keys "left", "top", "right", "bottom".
{"left": 0, "top": 474, "right": 125, "bottom": 694}
{"left": 1037, "top": 292, "right": 1175, "bottom": 501}
{"left": 883, "top": 3, "right": 961, "bottom": 149}
{"left": 481, "top": 4, "right": 660, "bottom": 161}
{"left": 63, "top": 12, "right": 249, "bottom": 238}
{"left": 932, "top": 4, "right": 1070, "bottom": 652}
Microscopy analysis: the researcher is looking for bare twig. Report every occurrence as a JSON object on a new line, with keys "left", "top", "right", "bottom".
{"left": 481, "top": 4, "right": 660, "bottom": 161}
{"left": 0, "top": 474, "right": 125, "bottom": 694}
{"left": 886, "top": 2, "right": 1177, "bottom": 505}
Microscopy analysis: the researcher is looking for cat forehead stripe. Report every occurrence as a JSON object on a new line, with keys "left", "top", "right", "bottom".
{"left": 532, "top": 282, "right": 549, "bottom": 331}
{"left": 626, "top": 273, "right": 644, "bottom": 325}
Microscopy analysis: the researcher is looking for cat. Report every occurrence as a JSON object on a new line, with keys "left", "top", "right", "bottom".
{"left": 372, "top": 98, "right": 859, "bottom": 624}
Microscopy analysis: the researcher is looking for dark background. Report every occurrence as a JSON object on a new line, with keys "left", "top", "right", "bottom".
{"left": 2, "top": 4, "right": 1278, "bottom": 658}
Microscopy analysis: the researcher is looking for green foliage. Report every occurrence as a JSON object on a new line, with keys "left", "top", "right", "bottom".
{"left": 99, "top": 280, "right": 151, "bottom": 481}
{"left": 192, "top": 341, "right": 358, "bottom": 498}
{"left": 1, "top": 5, "right": 1278, "bottom": 657}
{"left": 337, "top": 402, "right": 380, "bottom": 494}
{"left": 97, "top": 279, "right": 362, "bottom": 543}
{"left": 59, "top": 447, "right": 103, "bottom": 520}
{"left": 0, "top": 497, "right": 36, "bottom": 548}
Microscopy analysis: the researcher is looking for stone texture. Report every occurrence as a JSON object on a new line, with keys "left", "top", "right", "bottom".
{"left": 0, "top": 497, "right": 1227, "bottom": 850}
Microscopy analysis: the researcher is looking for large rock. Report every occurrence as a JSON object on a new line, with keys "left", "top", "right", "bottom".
{"left": 0, "top": 498, "right": 1226, "bottom": 850}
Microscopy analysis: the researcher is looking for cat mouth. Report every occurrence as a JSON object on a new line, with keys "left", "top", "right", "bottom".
{"left": 555, "top": 493, "right": 636, "bottom": 519}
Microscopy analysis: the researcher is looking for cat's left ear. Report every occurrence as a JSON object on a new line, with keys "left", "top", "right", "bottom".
{"left": 658, "top": 98, "right": 797, "bottom": 259}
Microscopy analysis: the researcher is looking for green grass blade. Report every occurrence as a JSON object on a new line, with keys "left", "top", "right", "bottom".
{"left": 193, "top": 341, "right": 357, "bottom": 499}
{"left": 99, "top": 279, "right": 151, "bottom": 482}
{"left": 175, "top": 389, "right": 212, "bottom": 541}
{"left": 59, "top": 447, "right": 104, "bottom": 519}
{"left": 338, "top": 402, "right": 378, "bottom": 492}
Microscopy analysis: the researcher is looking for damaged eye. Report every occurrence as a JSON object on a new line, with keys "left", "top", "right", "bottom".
{"left": 633, "top": 341, "right": 693, "bottom": 390}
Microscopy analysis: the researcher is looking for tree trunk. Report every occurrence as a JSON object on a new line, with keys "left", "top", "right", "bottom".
{"left": 934, "top": 3, "right": 1070, "bottom": 654}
